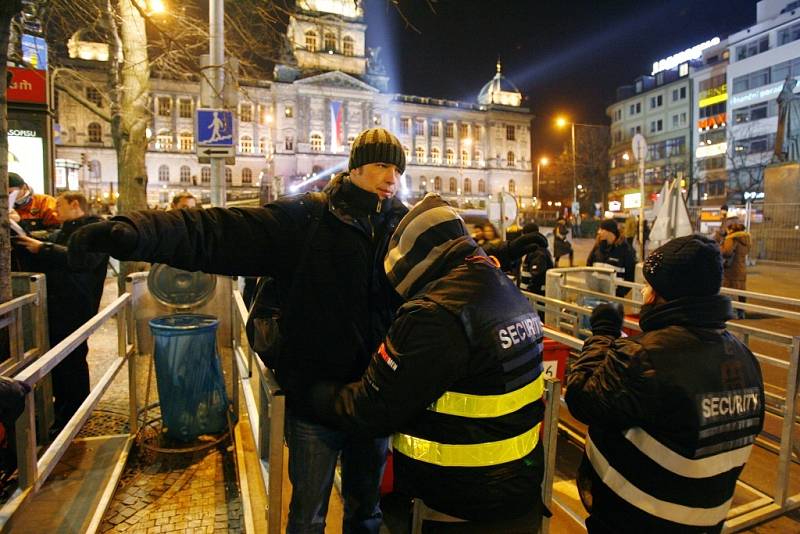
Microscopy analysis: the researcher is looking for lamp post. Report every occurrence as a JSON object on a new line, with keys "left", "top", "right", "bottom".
{"left": 535, "top": 156, "right": 548, "bottom": 210}
{"left": 556, "top": 117, "right": 577, "bottom": 207}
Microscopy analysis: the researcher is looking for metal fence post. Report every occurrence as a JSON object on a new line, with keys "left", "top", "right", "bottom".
{"left": 15, "top": 388, "right": 37, "bottom": 490}
{"left": 775, "top": 337, "right": 800, "bottom": 506}
{"left": 29, "top": 274, "right": 54, "bottom": 442}
{"left": 541, "top": 377, "right": 561, "bottom": 534}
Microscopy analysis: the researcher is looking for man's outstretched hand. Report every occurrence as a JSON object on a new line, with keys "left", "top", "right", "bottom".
{"left": 68, "top": 221, "right": 139, "bottom": 267}
{"left": 589, "top": 302, "right": 625, "bottom": 337}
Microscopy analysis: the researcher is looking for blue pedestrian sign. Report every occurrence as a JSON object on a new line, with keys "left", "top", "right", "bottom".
{"left": 196, "top": 108, "right": 234, "bottom": 146}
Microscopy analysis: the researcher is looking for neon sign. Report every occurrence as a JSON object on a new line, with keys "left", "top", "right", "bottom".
{"left": 652, "top": 37, "right": 720, "bottom": 75}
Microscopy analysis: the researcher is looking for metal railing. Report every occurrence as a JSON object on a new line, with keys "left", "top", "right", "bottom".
{"left": 0, "top": 291, "right": 136, "bottom": 531}
{"left": 230, "top": 289, "right": 285, "bottom": 534}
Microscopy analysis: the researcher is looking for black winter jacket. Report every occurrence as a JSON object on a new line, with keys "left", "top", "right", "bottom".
{"left": 113, "top": 175, "right": 407, "bottom": 418}
{"left": 27, "top": 215, "right": 109, "bottom": 339}
{"left": 586, "top": 237, "right": 636, "bottom": 297}
{"left": 566, "top": 295, "right": 764, "bottom": 533}
{"left": 312, "top": 252, "right": 545, "bottom": 521}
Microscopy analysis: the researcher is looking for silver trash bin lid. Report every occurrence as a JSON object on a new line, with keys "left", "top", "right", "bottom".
{"left": 147, "top": 264, "right": 217, "bottom": 309}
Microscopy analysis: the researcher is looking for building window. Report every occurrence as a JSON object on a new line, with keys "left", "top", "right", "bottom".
{"left": 474, "top": 125, "right": 482, "bottom": 140}
{"left": 433, "top": 176, "right": 442, "bottom": 191}
{"left": 240, "top": 136, "right": 253, "bottom": 154}
{"left": 158, "top": 165, "right": 170, "bottom": 182}
{"left": 240, "top": 103, "right": 252, "bottom": 122}
{"left": 224, "top": 167, "right": 232, "bottom": 184}
{"left": 86, "top": 87, "right": 103, "bottom": 108}
{"left": 506, "top": 125, "right": 515, "bottom": 141}
{"left": 310, "top": 133, "right": 323, "bottom": 152}
{"left": 463, "top": 178, "right": 472, "bottom": 193}
{"left": 649, "top": 95, "right": 663, "bottom": 108}
{"left": 414, "top": 119, "right": 425, "bottom": 136}
{"left": 285, "top": 136, "right": 294, "bottom": 150}
{"left": 736, "top": 36, "right": 769, "bottom": 60}
{"left": 431, "top": 121, "right": 441, "bottom": 137}
{"left": 649, "top": 120, "right": 663, "bottom": 134}
{"left": 431, "top": 147, "right": 441, "bottom": 164}
{"left": 779, "top": 21, "right": 800, "bottom": 46}
{"left": 284, "top": 104, "right": 294, "bottom": 118}
{"left": 445, "top": 122, "right": 454, "bottom": 138}
{"left": 305, "top": 31, "right": 317, "bottom": 52}
{"left": 180, "top": 165, "right": 191, "bottom": 183}
{"left": 342, "top": 36, "right": 354, "bottom": 56}
{"left": 242, "top": 168, "right": 252, "bottom": 184}
{"left": 400, "top": 118, "right": 410, "bottom": 135}
{"left": 508, "top": 179, "right": 516, "bottom": 193}
{"left": 179, "top": 98, "right": 192, "bottom": 118}
{"left": 179, "top": 132, "right": 194, "bottom": 151}
{"left": 89, "top": 160, "right": 102, "bottom": 180}
{"left": 324, "top": 32, "right": 336, "bottom": 52}
{"left": 415, "top": 146, "right": 425, "bottom": 163}
{"left": 672, "top": 87, "right": 687, "bottom": 101}
{"left": 201, "top": 167, "right": 211, "bottom": 183}
{"left": 259, "top": 137, "right": 267, "bottom": 153}
{"left": 446, "top": 148, "right": 455, "bottom": 166}
{"left": 461, "top": 149, "right": 469, "bottom": 165}
{"left": 158, "top": 97, "right": 171, "bottom": 117}
{"left": 87, "top": 122, "right": 102, "bottom": 143}
{"left": 478, "top": 179, "right": 486, "bottom": 193}
{"left": 403, "top": 145, "right": 411, "bottom": 160}
{"left": 459, "top": 123, "right": 469, "bottom": 138}
{"left": 507, "top": 151, "right": 515, "bottom": 167}
{"left": 156, "top": 131, "right": 172, "bottom": 151}
{"left": 475, "top": 149, "right": 482, "bottom": 165}
{"left": 449, "top": 177, "right": 457, "bottom": 193}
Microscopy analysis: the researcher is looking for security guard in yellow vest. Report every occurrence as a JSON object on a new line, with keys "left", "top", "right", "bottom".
{"left": 311, "top": 194, "right": 546, "bottom": 527}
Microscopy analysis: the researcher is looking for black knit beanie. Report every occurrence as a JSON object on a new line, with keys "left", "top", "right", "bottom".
{"left": 8, "top": 172, "right": 25, "bottom": 188}
{"left": 600, "top": 219, "right": 620, "bottom": 238}
{"left": 348, "top": 128, "right": 406, "bottom": 174}
{"left": 643, "top": 234, "right": 723, "bottom": 301}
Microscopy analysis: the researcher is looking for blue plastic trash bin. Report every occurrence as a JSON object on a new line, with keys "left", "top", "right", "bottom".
{"left": 148, "top": 314, "right": 229, "bottom": 441}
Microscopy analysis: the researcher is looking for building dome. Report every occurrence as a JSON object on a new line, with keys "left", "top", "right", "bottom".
{"left": 478, "top": 60, "right": 522, "bottom": 107}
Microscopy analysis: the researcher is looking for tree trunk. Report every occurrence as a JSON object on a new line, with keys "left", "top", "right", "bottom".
{"left": 0, "top": 1, "right": 23, "bottom": 306}
{"left": 113, "top": 0, "right": 150, "bottom": 215}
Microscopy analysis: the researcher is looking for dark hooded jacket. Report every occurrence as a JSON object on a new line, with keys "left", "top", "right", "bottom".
{"left": 312, "top": 195, "right": 546, "bottom": 521}
{"left": 517, "top": 231, "right": 553, "bottom": 295}
{"left": 111, "top": 174, "right": 407, "bottom": 418}
{"left": 586, "top": 235, "right": 636, "bottom": 297}
{"left": 566, "top": 295, "right": 764, "bottom": 533}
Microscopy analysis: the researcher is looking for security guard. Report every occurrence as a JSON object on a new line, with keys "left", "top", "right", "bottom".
{"left": 566, "top": 234, "right": 765, "bottom": 533}
{"left": 311, "top": 194, "right": 546, "bottom": 528}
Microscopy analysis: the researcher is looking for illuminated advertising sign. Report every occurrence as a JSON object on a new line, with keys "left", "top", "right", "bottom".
{"left": 624, "top": 192, "right": 641, "bottom": 209}
{"left": 695, "top": 142, "right": 727, "bottom": 158}
{"left": 21, "top": 34, "right": 48, "bottom": 70}
{"left": 652, "top": 37, "right": 720, "bottom": 75}
{"left": 608, "top": 200, "right": 622, "bottom": 212}
{"left": 728, "top": 78, "right": 799, "bottom": 107}
{"left": 8, "top": 124, "right": 46, "bottom": 195}
{"left": 7, "top": 66, "right": 47, "bottom": 105}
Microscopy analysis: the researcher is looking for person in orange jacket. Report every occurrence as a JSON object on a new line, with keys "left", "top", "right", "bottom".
{"left": 9, "top": 172, "right": 60, "bottom": 232}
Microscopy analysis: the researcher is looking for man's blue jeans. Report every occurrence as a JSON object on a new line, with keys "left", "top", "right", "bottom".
{"left": 285, "top": 412, "right": 388, "bottom": 534}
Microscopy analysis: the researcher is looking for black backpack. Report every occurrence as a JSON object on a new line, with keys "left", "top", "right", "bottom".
{"left": 245, "top": 192, "right": 327, "bottom": 368}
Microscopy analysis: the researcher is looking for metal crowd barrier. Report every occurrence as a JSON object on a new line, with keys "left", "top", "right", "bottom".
{"left": 526, "top": 266, "right": 800, "bottom": 532}
{"left": 230, "top": 289, "right": 285, "bottom": 534}
{"left": 0, "top": 291, "right": 136, "bottom": 531}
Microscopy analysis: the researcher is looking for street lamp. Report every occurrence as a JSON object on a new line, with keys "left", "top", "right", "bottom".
{"left": 535, "top": 156, "right": 548, "bottom": 208}
{"left": 555, "top": 116, "right": 577, "bottom": 207}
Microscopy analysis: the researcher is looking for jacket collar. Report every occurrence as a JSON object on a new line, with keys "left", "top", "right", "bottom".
{"left": 326, "top": 172, "right": 407, "bottom": 223}
{"left": 639, "top": 294, "right": 734, "bottom": 332}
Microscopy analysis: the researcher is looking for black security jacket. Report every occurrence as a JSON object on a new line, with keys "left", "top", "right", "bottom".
{"left": 586, "top": 237, "right": 636, "bottom": 297}
{"left": 566, "top": 295, "right": 765, "bottom": 533}
{"left": 313, "top": 255, "right": 545, "bottom": 521}
{"left": 113, "top": 175, "right": 407, "bottom": 418}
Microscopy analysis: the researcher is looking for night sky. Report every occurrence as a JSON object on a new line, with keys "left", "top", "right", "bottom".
{"left": 364, "top": 0, "right": 757, "bottom": 158}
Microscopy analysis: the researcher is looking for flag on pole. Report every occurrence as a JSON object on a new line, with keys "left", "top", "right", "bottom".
{"left": 330, "top": 100, "right": 344, "bottom": 153}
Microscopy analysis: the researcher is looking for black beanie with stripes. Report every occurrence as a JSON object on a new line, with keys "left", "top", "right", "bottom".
{"left": 348, "top": 127, "right": 406, "bottom": 174}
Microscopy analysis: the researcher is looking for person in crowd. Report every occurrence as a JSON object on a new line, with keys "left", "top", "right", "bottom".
{"left": 517, "top": 223, "right": 553, "bottom": 297}
{"left": 623, "top": 212, "right": 638, "bottom": 243}
{"left": 0, "top": 376, "right": 31, "bottom": 474}
{"left": 713, "top": 204, "right": 735, "bottom": 244}
{"left": 13, "top": 192, "right": 109, "bottom": 435}
{"left": 586, "top": 219, "right": 636, "bottom": 297}
{"left": 722, "top": 222, "right": 751, "bottom": 319}
{"left": 66, "top": 127, "right": 540, "bottom": 534}
{"left": 310, "top": 194, "right": 547, "bottom": 530}
{"left": 476, "top": 222, "right": 502, "bottom": 249}
{"left": 8, "top": 172, "right": 60, "bottom": 232}
{"left": 470, "top": 225, "right": 484, "bottom": 243}
{"left": 554, "top": 217, "right": 574, "bottom": 267}
{"left": 169, "top": 192, "right": 198, "bottom": 210}
{"left": 566, "top": 234, "right": 764, "bottom": 533}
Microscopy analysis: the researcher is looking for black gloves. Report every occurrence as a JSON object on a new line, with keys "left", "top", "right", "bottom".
{"left": 0, "top": 376, "right": 31, "bottom": 425}
{"left": 589, "top": 302, "right": 625, "bottom": 337}
{"left": 68, "top": 220, "right": 139, "bottom": 266}
{"left": 507, "top": 232, "right": 544, "bottom": 261}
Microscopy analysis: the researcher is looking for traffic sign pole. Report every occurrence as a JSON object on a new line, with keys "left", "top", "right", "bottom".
{"left": 632, "top": 134, "right": 648, "bottom": 260}
{"left": 209, "top": 0, "right": 226, "bottom": 207}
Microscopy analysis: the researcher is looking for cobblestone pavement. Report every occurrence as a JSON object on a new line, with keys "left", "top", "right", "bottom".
{"left": 82, "top": 277, "right": 243, "bottom": 534}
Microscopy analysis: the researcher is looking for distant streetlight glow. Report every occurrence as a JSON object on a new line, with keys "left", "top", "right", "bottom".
{"left": 149, "top": 0, "right": 166, "bottom": 14}
{"left": 555, "top": 116, "right": 568, "bottom": 129}
{"left": 622, "top": 152, "right": 630, "bottom": 161}
{"left": 540, "top": 156, "right": 549, "bottom": 166}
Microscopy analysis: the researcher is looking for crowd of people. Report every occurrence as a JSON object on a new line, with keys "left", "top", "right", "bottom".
{"left": 0, "top": 125, "right": 766, "bottom": 533}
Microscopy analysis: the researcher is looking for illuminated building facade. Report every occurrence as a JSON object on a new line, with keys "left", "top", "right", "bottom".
{"left": 54, "top": 0, "right": 533, "bottom": 208}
